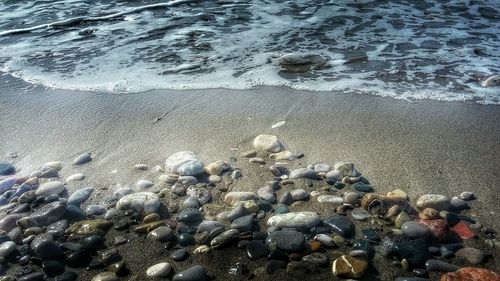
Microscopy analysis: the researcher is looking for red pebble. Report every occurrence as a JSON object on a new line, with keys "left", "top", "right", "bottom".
{"left": 418, "top": 219, "right": 449, "bottom": 241}
{"left": 440, "top": 267, "right": 500, "bottom": 281}
{"left": 450, "top": 220, "right": 476, "bottom": 240}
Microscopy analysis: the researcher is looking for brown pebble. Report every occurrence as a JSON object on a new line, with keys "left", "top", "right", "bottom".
{"left": 143, "top": 213, "right": 160, "bottom": 224}
{"left": 419, "top": 208, "right": 439, "bottom": 220}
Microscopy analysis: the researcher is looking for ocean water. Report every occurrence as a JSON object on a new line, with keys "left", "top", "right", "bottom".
{"left": 0, "top": 0, "right": 499, "bottom": 104}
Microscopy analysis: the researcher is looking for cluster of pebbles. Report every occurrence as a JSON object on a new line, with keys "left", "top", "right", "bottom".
{"left": 0, "top": 134, "right": 499, "bottom": 281}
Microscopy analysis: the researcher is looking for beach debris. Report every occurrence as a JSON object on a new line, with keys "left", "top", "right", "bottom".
{"left": 271, "top": 120, "right": 286, "bottom": 128}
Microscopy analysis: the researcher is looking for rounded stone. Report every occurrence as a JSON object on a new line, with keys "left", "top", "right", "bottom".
{"left": 116, "top": 192, "right": 160, "bottom": 215}
{"left": 332, "top": 255, "right": 368, "bottom": 278}
{"left": 266, "top": 230, "right": 305, "bottom": 252}
{"left": 66, "top": 173, "right": 85, "bottom": 182}
{"left": 416, "top": 194, "right": 450, "bottom": 211}
{"left": 425, "top": 259, "right": 459, "bottom": 272}
{"left": 344, "top": 192, "right": 360, "bottom": 206}
{"left": 0, "top": 241, "right": 16, "bottom": 257}
{"left": 147, "top": 226, "right": 173, "bottom": 242}
{"left": 146, "top": 262, "right": 172, "bottom": 277}
{"left": 172, "top": 265, "right": 207, "bottom": 281}
{"left": 35, "top": 181, "right": 65, "bottom": 197}
{"left": 208, "top": 175, "right": 221, "bottom": 183}
{"left": 91, "top": 272, "right": 118, "bottom": 281}
{"left": 401, "top": 221, "right": 432, "bottom": 239}
{"left": 351, "top": 208, "right": 371, "bottom": 221}
{"left": 74, "top": 153, "right": 92, "bottom": 165}
{"left": 68, "top": 187, "right": 94, "bottom": 205}
{"left": 165, "top": 151, "right": 204, "bottom": 176}
{"left": 395, "top": 212, "right": 411, "bottom": 228}
{"left": 290, "top": 189, "right": 308, "bottom": 201}
{"left": 440, "top": 267, "right": 500, "bottom": 281}
{"left": 267, "top": 212, "right": 320, "bottom": 230}
{"left": 419, "top": 208, "right": 439, "bottom": 220}
{"left": 42, "top": 259, "right": 65, "bottom": 277}
{"left": 31, "top": 234, "right": 61, "bottom": 259}
{"left": 317, "top": 195, "right": 343, "bottom": 204}
{"left": 0, "top": 163, "right": 15, "bottom": 175}
{"left": 458, "top": 191, "right": 475, "bottom": 201}
{"left": 455, "top": 247, "right": 485, "bottom": 265}
{"left": 253, "top": 134, "right": 282, "bottom": 153}
{"left": 136, "top": 180, "right": 154, "bottom": 189}
{"left": 246, "top": 240, "right": 269, "bottom": 260}
{"left": 82, "top": 235, "right": 105, "bottom": 252}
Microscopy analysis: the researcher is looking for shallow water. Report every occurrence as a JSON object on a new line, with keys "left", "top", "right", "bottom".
{"left": 0, "top": 0, "right": 499, "bottom": 103}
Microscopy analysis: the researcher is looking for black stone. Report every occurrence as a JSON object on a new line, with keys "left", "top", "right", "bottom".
{"left": 362, "top": 228, "right": 380, "bottom": 243}
{"left": 18, "top": 272, "right": 45, "bottom": 281}
{"left": 82, "top": 235, "right": 105, "bottom": 253}
{"left": 0, "top": 163, "right": 15, "bottom": 175}
{"left": 228, "top": 262, "right": 250, "bottom": 276}
{"left": 266, "top": 230, "right": 305, "bottom": 252}
{"left": 55, "top": 271, "right": 78, "bottom": 281}
{"left": 267, "top": 249, "right": 290, "bottom": 263}
{"left": 31, "top": 234, "right": 62, "bottom": 259}
{"left": 440, "top": 243, "right": 462, "bottom": 258}
{"left": 170, "top": 248, "right": 189, "bottom": 261}
{"left": 65, "top": 250, "right": 92, "bottom": 268}
{"left": 323, "top": 215, "right": 355, "bottom": 238}
{"left": 231, "top": 215, "right": 254, "bottom": 233}
{"left": 63, "top": 204, "right": 86, "bottom": 221}
{"left": 177, "top": 208, "right": 203, "bottom": 225}
{"left": 172, "top": 265, "right": 207, "bottom": 281}
{"left": 178, "top": 233, "right": 195, "bottom": 246}
{"left": 252, "top": 231, "right": 268, "bottom": 240}
{"left": 98, "top": 248, "right": 120, "bottom": 264}
{"left": 393, "top": 239, "right": 429, "bottom": 267}
{"left": 246, "top": 240, "right": 269, "bottom": 260}
{"left": 353, "top": 239, "right": 374, "bottom": 258}
{"left": 42, "top": 260, "right": 65, "bottom": 277}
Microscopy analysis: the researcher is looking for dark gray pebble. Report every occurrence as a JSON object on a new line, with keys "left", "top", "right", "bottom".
{"left": 172, "top": 265, "right": 207, "bottom": 281}
{"left": 171, "top": 248, "right": 188, "bottom": 261}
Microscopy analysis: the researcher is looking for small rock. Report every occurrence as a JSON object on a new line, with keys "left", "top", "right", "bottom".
{"left": 208, "top": 175, "right": 221, "bottom": 183}
{"left": 458, "top": 191, "right": 475, "bottom": 201}
{"left": 401, "top": 221, "right": 432, "bottom": 239}
{"left": 204, "top": 160, "right": 230, "bottom": 175}
{"left": 323, "top": 215, "right": 355, "bottom": 238}
{"left": 419, "top": 208, "right": 439, "bottom": 220}
{"left": 116, "top": 192, "right": 160, "bottom": 215}
{"left": 224, "top": 192, "right": 257, "bottom": 205}
{"left": 416, "top": 194, "right": 450, "bottom": 211}
{"left": 440, "top": 267, "right": 500, "bottom": 281}
{"left": 91, "top": 272, "right": 118, "bottom": 281}
{"left": 317, "top": 195, "right": 343, "bottom": 204}
{"left": 253, "top": 134, "right": 282, "bottom": 153}
{"left": 249, "top": 157, "right": 265, "bottom": 164}
{"left": 136, "top": 180, "right": 154, "bottom": 189}
{"left": 332, "top": 255, "right": 368, "bottom": 278}
{"left": 35, "top": 181, "right": 65, "bottom": 197}
{"left": 266, "top": 230, "right": 306, "bottom": 252}
{"left": 455, "top": 247, "right": 485, "bottom": 265}
{"left": 172, "top": 265, "right": 207, "bottom": 281}
{"left": 247, "top": 240, "right": 269, "bottom": 260}
{"left": 450, "top": 221, "right": 476, "bottom": 240}
{"left": 395, "top": 212, "right": 411, "bottom": 228}
{"left": 334, "top": 162, "right": 360, "bottom": 177}
{"left": 165, "top": 151, "right": 204, "bottom": 176}
{"left": 290, "top": 189, "right": 308, "bottom": 201}
{"left": 267, "top": 212, "right": 320, "bottom": 230}
{"left": 425, "top": 259, "right": 459, "bottom": 272}
{"left": 66, "top": 174, "right": 85, "bottom": 182}
{"left": 146, "top": 262, "right": 172, "bottom": 277}
{"left": 147, "top": 226, "right": 174, "bottom": 242}
{"left": 0, "top": 163, "right": 15, "bottom": 175}
{"left": 0, "top": 241, "right": 16, "bottom": 257}
{"left": 351, "top": 208, "right": 371, "bottom": 221}
{"left": 289, "top": 168, "right": 318, "bottom": 180}
{"left": 170, "top": 248, "right": 188, "bottom": 261}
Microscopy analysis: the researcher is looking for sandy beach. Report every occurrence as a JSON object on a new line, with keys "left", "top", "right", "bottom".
{"left": 1, "top": 74, "right": 499, "bottom": 280}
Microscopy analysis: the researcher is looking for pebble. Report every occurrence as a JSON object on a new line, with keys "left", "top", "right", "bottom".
{"left": 172, "top": 265, "right": 207, "bottom": 281}
{"left": 177, "top": 208, "right": 203, "bottom": 224}
{"left": 290, "top": 189, "right": 308, "bottom": 201}
{"left": 395, "top": 212, "right": 411, "bottom": 228}
{"left": 224, "top": 192, "right": 257, "bottom": 205}
{"left": 314, "top": 163, "right": 332, "bottom": 173}
{"left": 86, "top": 205, "right": 106, "bottom": 215}
{"left": 323, "top": 215, "right": 355, "bottom": 238}
{"left": 266, "top": 229, "right": 306, "bottom": 252}
{"left": 0, "top": 163, "right": 15, "bottom": 175}
{"left": 253, "top": 134, "right": 282, "bottom": 153}
{"left": 66, "top": 173, "right": 85, "bottom": 182}
{"left": 440, "top": 267, "right": 500, "bottom": 281}
{"left": 231, "top": 215, "right": 254, "bottom": 232}
{"left": 289, "top": 168, "right": 318, "bottom": 179}
{"left": 334, "top": 162, "right": 360, "bottom": 177}
{"left": 450, "top": 220, "right": 476, "bottom": 240}
{"left": 165, "top": 151, "right": 204, "bottom": 176}
{"left": 146, "top": 262, "right": 172, "bottom": 277}
{"left": 0, "top": 241, "right": 16, "bottom": 257}
{"left": 74, "top": 153, "right": 92, "bottom": 165}
{"left": 204, "top": 160, "right": 230, "bottom": 175}
{"left": 18, "top": 272, "right": 45, "bottom": 281}
{"left": 179, "top": 176, "right": 198, "bottom": 186}
{"left": 116, "top": 192, "right": 160, "bottom": 214}
{"left": 240, "top": 150, "right": 257, "bottom": 157}
{"left": 314, "top": 234, "right": 335, "bottom": 247}
{"left": 344, "top": 192, "right": 360, "bottom": 206}
{"left": 269, "top": 151, "right": 295, "bottom": 160}
{"left": 267, "top": 212, "right": 320, "bottom": 230}
{"left": 42, "top": 259, "right": 65, "bottom": 277}
{"left": 91, "top": 272, "right": 118, "bottom": 281}
{"left": 194, "top": 245, "right": 211, "bottom": 254}
{"left": 418, "top": 219, "right": 448, "bottom": 240}
{"left": 231, "top": 170, "right": 242, "bottom": 179}
{"left": 55, "top": 271, "right": 78, "bottom": 281}
{"left": 419, "top": 208, "right": 439, "bottom": 220}
{"left": 211, "top": 229, "right": 240, "bottom": 248}
{"left": 401, "top": 221, "right": 432, "bottom": 239}
{"left": 455, "top": 247, "right": 485, "bottom": 265}
{"left": 82, "top": 235, "right": 105, "bottom": 252}
{"left": 171, "top": 248, "right": 189, "bottom": 261}
{"left": 208, "top": 175, "right": 221, "bottom": 183}
{"left": 302, "top": 252, "right": 329, "bottom": 267}
{"left": 325, "top": 169, "right": 343, "bottom": 182}
{"left": 31, "top": 234, "right": 62, "bottom": 259}
{"left": 353, "top": 183, "right": 374, "bottom": 192}
{"left": 246, "top": 240, "right": 269, "bottom": 260}
{"left": 317, "top": 195, "right": 343, "bottom": 204}
{"left": 249, "top": 157, "right": 265, "bottom": 164}
{"left": 425, "top": 259, "right": 459, "bottom": 272}
{"left": 416, "top": 194, "right": 450, "bottom": 211}
{"left": 136, "top": 179, "right": 154, "bottom": 189}
{"left": 258, "top": 186, "right": 276, "bottom": 202}
{"left": 458, "top": 191, "right": 475, "bottom": 201}
{"left": 35, "top": 181, "right": 65, "bottom": 197}
{"left": 450, "top": 197, "right": 469, "bottom": 211}
{"left": 351, "top": 208, "right": 371, "bottom": 221}
{"left": 332, "top": 255, "right": 368, "bottom": 278}
{"left": 147, "top": 226, "right": 174, "bottom": 242}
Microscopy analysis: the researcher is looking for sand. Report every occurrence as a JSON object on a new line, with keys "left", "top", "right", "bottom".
{"left": 1, "top": 74, "right": 499, "bottom": 280}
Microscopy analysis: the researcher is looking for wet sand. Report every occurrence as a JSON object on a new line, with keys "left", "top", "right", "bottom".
{"left": 1, "top": 74, "right": 499, "bottom": 280}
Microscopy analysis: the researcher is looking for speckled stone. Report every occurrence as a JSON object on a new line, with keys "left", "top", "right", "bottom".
{"left": 455, "top": 247, "right": 485, "bottom": 265}
{"left": 439, "top": 267, "right": 500, "bottom": 281}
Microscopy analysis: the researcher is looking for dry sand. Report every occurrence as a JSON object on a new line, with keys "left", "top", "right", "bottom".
{"left": 1, "top": 74, "right": 499, "bottom": 280}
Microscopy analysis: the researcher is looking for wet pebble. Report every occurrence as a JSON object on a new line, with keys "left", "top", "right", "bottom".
{"left": 146, "top": 262, "right": 172, "bottom": 277}
{"left": 170, "top": 248, "right": 188, "bottom": 261}
{"left": 401, "top": 221, "right": 431, "bottom": 239}
{"left": 266, "top": 229, "right": 305, "bottom": 252}
{"left": 317, "top": 195, "right": 343, "bottom": 204}
{"left": 172, "top": 265, "right": 207, "bottom": 281}
{"left": 0, "top": 241, "right": 16, "bottom": 257}
{"left": 425, "top": 259, "right": 459, "bottom": 272}
{"left": 267, "top": 212, "right": 320, "bottom": 230}
{"left": 68, "top": 187, "right": 94, "bottom": 205}
{"left": 0, "top": 163, "right": 15, "bottom": 175}
{"left": 246, "top": 240, "right": 269, "bottom": 260}
{"left": 90, "top": 272, "right": 118, "bottom": 281}
{"left": 323, "top": 215, "right": 355, "bottom": 238}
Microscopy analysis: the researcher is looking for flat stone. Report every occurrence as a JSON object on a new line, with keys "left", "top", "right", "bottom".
{"left": 204, "top": 161, "right": 230, "bottom": 175}
{"left": 416, "top": 194, "right": 450, "bottom": 211}
{"left": 116, "top": 192, "right": 160, "bottom": 215}
{"left": 74, "top": 153, "right": 92, "bottom": 165}
{"left": 290, "top": 189, "right": 308, "bottom": 201}
{"left": 332, "top": 255, "right": 368, "bottom": 278}
{"left": 419, "top": 208, "right": 439, "bottom": 220}
{"left": 317, "top": 195, "right": 343, "bottom": 204}
{"left": 323, "top": 215, "right": 355, "bottom": 238}
{"left": 402, "top": 221, "right": 432, "bottom": 239}
{"left": 450, "top": 197, "right": 469, "bottom": 211}
{"left": 266, "top": 230, "right": 306, "bottom": 252}
{"left": 249, "top": 157, "right": 265, "bottom": 164}
{"left": 362, "top": 228, "right": 380, "bottom": 242}
{"left": 35, "top": 181, "right": 65, "bottom": 197}
{"left": 18, "top": 272, "right": 45, "bottom": 281}
{"left": 314, "top": 234, "right": 335, "bottom": 247}
{"left": 146, "top": 262, "right": 172, "bottom": 277}
{"left": 147, "top": 226, "right": 174, "bottom": 242}
{"left": 54, "top": 271, "right": 78, "bottom": 281}
{"left": 314, "top": 164, "right": 331, "bottom": 173}
{"left": 344, "top": 192, "right": 360, "bottom": 206}
{"left": 440, "top": 267, "right": 500, "bottom": 281}
{"left": 387, "top": 189, "right": 408, "bottom": 200}
{"left": 42, "top": 259, "right": 65, "bottom": 277}
{"left": 91, "top": 272, "right": 118, "bottom": 281}
{"left": 224, "top": 192, "right": 257, "bottom": 205}
{"left": 289, "top": 168, "right": 318, "bottom": 180}
{"left": 253, "top": 134, "right": 282, "bottom": 153}
{"left": 172, "top": 265, "right": 207, "bottom": 281}
{"left": 450, "top": 220, "right": 476, "bottom": 240}
{"left": 351, "top": 208, "right": 371, "bottom": 221}
{"left": 267, "top": 212, "right": 320, "bottom": 230}
{"left": 66, "top": 219, "right": 113, "bottom": 239}
{"left": 455, "top": 247, "right": 485, "bottom": 265}
{"left": 165, "top": 151, "right": 204, "bottom": 176}
{"left": 269, "top": 151, "right": 296, "bottom": 161}
{"left": 393, "top": 239, "right": 429, "bottom": 267}
{"left": 0, "top": 241, "right": 16, "bottom": 257}
{"left": 66, "top": 173, "right": 85, "bottom": 182}
{"left": 136, "top": 180, "right": 154, "bottom": 189}
{"left": 0, "top": 163, "right": 15, "bottom": 175}
{"left": 171, "top": 248, "right": 188, "bottom": 261}
{"left": 425, "top": 259, "right": 459, "bottom": 272}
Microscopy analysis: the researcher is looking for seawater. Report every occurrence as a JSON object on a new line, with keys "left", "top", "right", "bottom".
{"left": 0, "top": 0, "right": 499, "bottom": 104}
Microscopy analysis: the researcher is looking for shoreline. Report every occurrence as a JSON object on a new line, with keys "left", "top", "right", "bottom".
{"left": 1, "top": 74, "right": 499, "bottom": 280}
